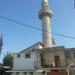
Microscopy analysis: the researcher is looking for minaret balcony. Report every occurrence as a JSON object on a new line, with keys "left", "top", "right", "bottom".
{"left": 39, "top": 9, "right": 52, "bottom": 19}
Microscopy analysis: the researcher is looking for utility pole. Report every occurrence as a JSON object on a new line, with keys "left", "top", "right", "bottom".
{"left": 0, "top": 32, "right": 3, "bottom": 54}
{"left": 74, "top": 0, "right": 75, "bottom": 8}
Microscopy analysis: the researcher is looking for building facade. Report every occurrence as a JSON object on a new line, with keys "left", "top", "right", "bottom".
{"left": 8, "top": 44, "right": 75, "bottom": 75}
{"left": 7, "top": 0, "right": 75, "bottom": 75}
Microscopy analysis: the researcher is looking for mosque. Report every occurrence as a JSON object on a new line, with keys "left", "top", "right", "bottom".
{"left": 7, "top": 0, "right": 75, "bottom": 75}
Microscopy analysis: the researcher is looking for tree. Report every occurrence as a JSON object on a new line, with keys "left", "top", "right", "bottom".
{"left": 3, "top": 52, "right": 13, "bottom": 68}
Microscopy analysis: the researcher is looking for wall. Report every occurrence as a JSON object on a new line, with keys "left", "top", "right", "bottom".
{"left": 42, "top": 48, "right": 66, "bottom": 67}
{"left": 12, "top": 43, "right": 43, "bottom": 71}
{"left": 66, "top": 49, "right": 75, "bottom": 66}
{"left": 13, "top": 52, "right": 36, "bottom": 70}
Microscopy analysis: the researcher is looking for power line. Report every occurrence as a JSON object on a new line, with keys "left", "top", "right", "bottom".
{"left": 0, "top": 16, "right": 41, "bottom": 31}
{"left": 0, "top": 16, "right": 75, "bottom": 40}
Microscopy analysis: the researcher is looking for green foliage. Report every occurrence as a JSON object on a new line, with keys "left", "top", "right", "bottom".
{"left": 3, "top": 52, "right": 13, "bottom": 68}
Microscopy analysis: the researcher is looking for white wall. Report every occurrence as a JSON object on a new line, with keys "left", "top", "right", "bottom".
{"left": 13, "top": 43, "right": 43, "bottom": 71}
{"left": 13, "top": 52, "right": 36, "bottom": 70}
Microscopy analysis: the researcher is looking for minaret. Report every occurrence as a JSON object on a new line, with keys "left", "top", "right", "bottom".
{"left": 39, "top": 0, "right": 52, "bottom": 48}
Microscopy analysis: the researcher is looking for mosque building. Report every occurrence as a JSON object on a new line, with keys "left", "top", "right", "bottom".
{"left": 7, "top": 0, "right": 75, "bottom": 75}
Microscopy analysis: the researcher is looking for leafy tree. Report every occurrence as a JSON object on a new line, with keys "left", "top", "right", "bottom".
{"left": 3, "top": 52, "right": 13, "bottom": 68}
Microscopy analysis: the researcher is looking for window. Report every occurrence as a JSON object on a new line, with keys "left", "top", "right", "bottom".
{"left": 16, "top": 72, "right": 19, "bottom": 75}
{"left": 42, "top": 71, "right": 45, "bottom": 74}
{"left": 30, "top": 72, "right": 33, "bottom": 75}
{"left": 32, "top": 48, "right": 35, "bottom": 52}
{"left": 23, "top": 72, "right": 27, "bottom": 75}
{"left": 66, "top": 51, "right": 71, "bottom": 58}
{"left": 25, "top": 54, "right": 31, "bottom": 58}
{"left": 66, "top": 53, "right": 71, "bottom": 58}
{"left": 17, "top": 54, "right": 20, "bottom": 58}
{"left": 73, "top": 53, "right": 75, "bottom": 58}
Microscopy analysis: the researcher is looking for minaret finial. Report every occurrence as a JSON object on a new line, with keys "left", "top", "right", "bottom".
{"left": 42, "top": 0, "right": 48, "bottom": 2}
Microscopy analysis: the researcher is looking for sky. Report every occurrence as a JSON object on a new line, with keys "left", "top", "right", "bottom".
{"left": 0, "top": 0, "right": 75, "bottom": 63}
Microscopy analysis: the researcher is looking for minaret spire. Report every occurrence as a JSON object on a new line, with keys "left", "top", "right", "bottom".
{"left": 39, "top": 0, "right": 53, "bottom": 48}
{"left": 42, "top": 0, "right": 48, "bottom": 4}
{"left": 42, "top": 0, "right": 48, "bottom": 5}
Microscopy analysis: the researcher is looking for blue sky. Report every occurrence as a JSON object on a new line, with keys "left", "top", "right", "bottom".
{"left": 0, "top": 0, "right": 75, "bottom": 63}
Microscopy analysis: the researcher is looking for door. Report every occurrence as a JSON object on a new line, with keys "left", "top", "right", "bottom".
{"left": 54, "top": 56, "right": 60, "bottom": 67}
{"left": 40, "top": 54, "right": 45, "bottom": 67}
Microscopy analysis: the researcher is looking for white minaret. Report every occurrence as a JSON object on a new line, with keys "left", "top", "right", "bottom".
{"left": 39, "top": 0, "right": 52, "bottom": 48}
